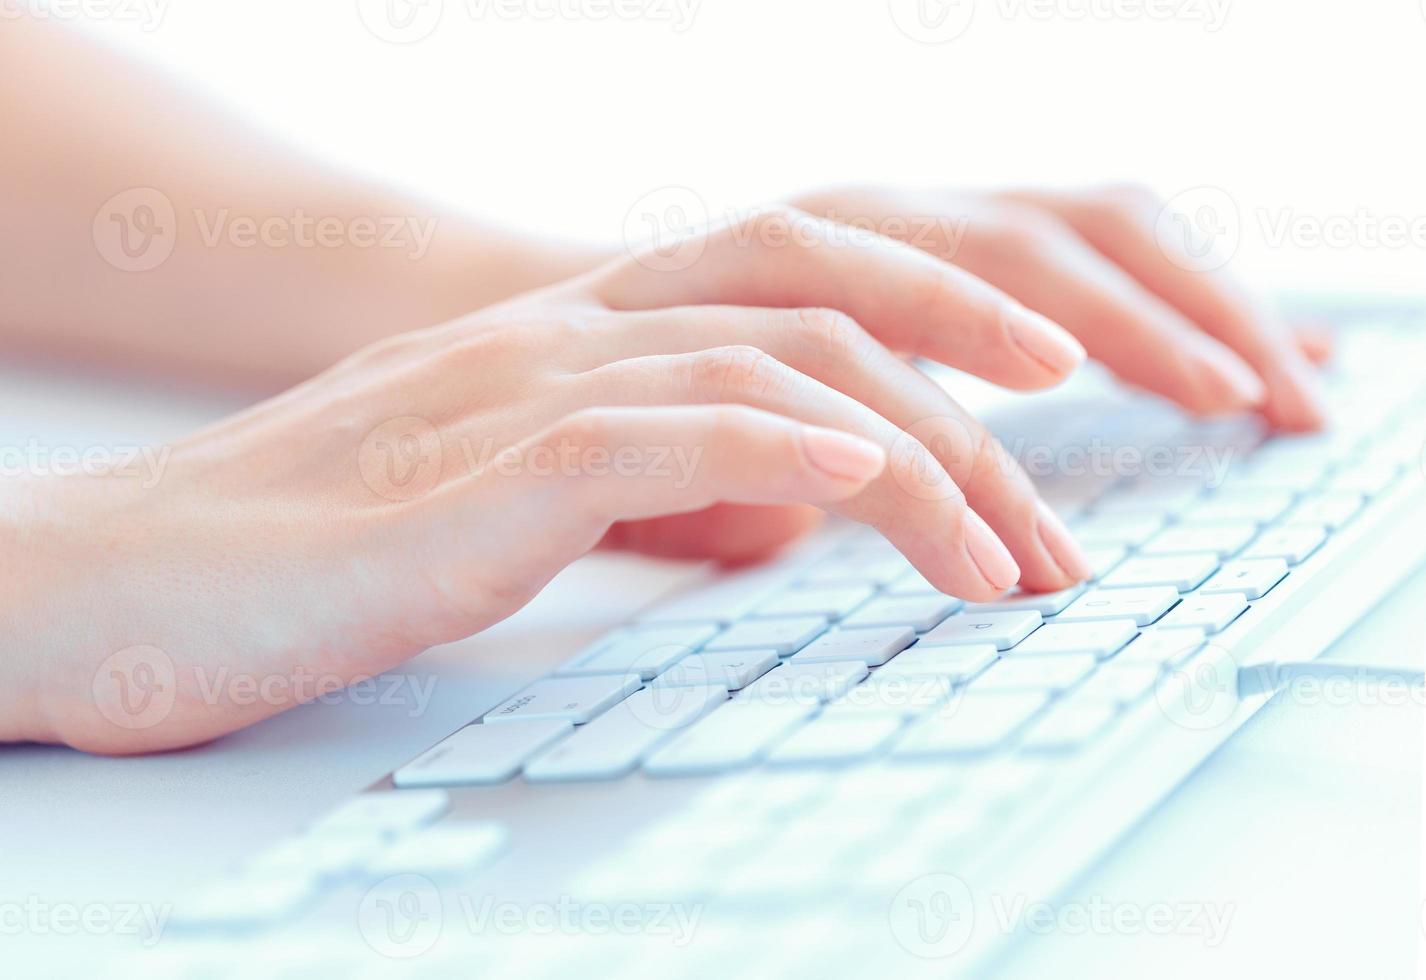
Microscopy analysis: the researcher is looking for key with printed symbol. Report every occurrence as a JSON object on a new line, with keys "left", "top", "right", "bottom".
{"left": 394, "top": 720, "right": 572, "bottom": 787}
{"left": 739, "top": 661, "right": 869, "bottom": 703}
{"left": 1010, "top": 620, "right": 1138, "bottom": 659}
{"left": 788, "top": 627, "right": 915, "bottom": 667}
{"left": 1057, "top": 587, "right": 1178, "bottom": 626}
{"left": 703, "top": 616, "right": 828, "bottom": 656}
{"left": 1200, "top": 559, "right": 1288, "bottom": 599}
{"left": 1158, "top": 593, "right": 1248, "bottom": 633}
{"left": 920, "top": 611, "right": 1043, "bottom": 650}
{"left": 653, "top": 650, "right": 779, "bottom": 690}
{"left": 483, "top": 675, "right": 640, "bottom": 725}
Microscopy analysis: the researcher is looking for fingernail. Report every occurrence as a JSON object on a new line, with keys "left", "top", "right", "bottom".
{"left": 1036, "top": 500, "right": 1092, "bottom": 581}
{"left": 963, "top": 510, "right": 1020, "bottom": 591}
{"left": 1008, "top": 307, "right": 1086, "bottom": 375}
{"left": 801, "top": 427, "right": 887, "bottom": 482}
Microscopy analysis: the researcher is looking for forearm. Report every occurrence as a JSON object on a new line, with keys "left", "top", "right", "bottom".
{"left": 0, "top": 19, "right": 610, "bottom": 390}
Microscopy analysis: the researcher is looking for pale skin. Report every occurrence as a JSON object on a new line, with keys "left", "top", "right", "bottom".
{"left": 0, "top": 19, "right": 1328, "bottom": 753}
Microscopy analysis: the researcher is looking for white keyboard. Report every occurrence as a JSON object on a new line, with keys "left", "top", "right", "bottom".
{"left": 141, "top": 307, "right": 1426, "bottom": 979}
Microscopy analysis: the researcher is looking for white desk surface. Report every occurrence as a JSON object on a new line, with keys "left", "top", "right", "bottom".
{"left": 2, "top": 364, "right": 1421, "bottom": 978}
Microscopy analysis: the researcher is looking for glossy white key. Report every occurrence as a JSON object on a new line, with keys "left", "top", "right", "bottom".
{"left": 840, "top": 594, "right": 963, "bottom": 631}
{"left": 824, "top": 674, "right": 955, "bottom": 717}
{"left": 1057, "top": 587, "right": 1178, "bottom": 626}
{"left": 973, "top": 654, "right": 1097, "bottom": 692}
{"left": 1018, "top": 702, "right": 1119, "bottom": 752}
{"left": 1010, "top": 620, "right": 1138, "bottom": 659}
{"left": 872, "top": 644, "right": 998, "bottom": 682}
{"left": 634, "top": 563, "right": 789, "bottom": 625}
{"left": 703, "top": 616, "right": 827, "bottom": 656}
{"left": 483, "top": 674, "right": 640, "bottom": 725}
{"left": 1141, "top": 522, "right": 1257, "bottom": 558}
{"left": 250, "top": 833, "right": 384, "bottom": 878}
{"left": 739, "top": 661, "right": 869, "bottom": 703}
{"left": 1200, "top": 559, "right": 1288, "bottom": 599}
{"left": 1242, "top": 525, "right": 1327, "bottom": 564}
{"left": 799, "top": 555, "right": 910, "bottom": 588}
{"left": 643, "top": 699, "right": 817, "bottom": 776}
{"left": 963, "top": 584, "right": 1087, "bottom": 616}
{"left": 883, "top": 568, "right": 945, "bottom": 596}
{"left": 1115, "top": 628, "right": 1206, "bottom": 667}
{"left": 1070, "top": 512, "right": 1167, "bottom": 547}
{"left": 1283, "top": 492, "right": 1365, "bottom": 530}
{"left": 559, "top": 623, "right": 718, "bottom": 679}
{"left": 1099, "top": 553, "right": 1219, "bottom": 592}
{"left": 1082, "top": 546, "right": 1128, "bottom": 580}
{"left": 1183, "top": 491, "right": 1295, "bottom": 524}
{"left": 920, "top": 611, "right": 1043, "bottom": 650}
{"left": 1158, "top": 593, "right": 1248, "bottom": 633}
{"left": 753, "top": 586, "right": 875, "bottom": 620}
{"left": 1071, "top": 663, "right": 1163, "bottom": 704}
{"left": 788, "top": 627, "right": 915, "bottom": 666}
{"left": 310, "top": 791, "right": 449, "bottom": 836}
{"left": 367, "top": 823, "right": 507, "bottom": 877}
{"left": 523, "top": 685, "right": 728, "bottom": 781}
{"left": 1324, "top": 462, "right": 1400, "bottom": 496}
{"left": 653, "top": 650, "right": 779, "bottom": 690}
{"left": 766, "top": 715, "right": 904, "bottom": 765}
{"left": 892, "top": 692, "right": 1049, "bottom": 756}
{"left": 394, "top": 720, "right": 572, "bottom": 787}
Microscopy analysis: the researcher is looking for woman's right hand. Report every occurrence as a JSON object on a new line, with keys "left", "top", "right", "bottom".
{"left": 7, "top": 206, "right": 1089, "bottom": 754}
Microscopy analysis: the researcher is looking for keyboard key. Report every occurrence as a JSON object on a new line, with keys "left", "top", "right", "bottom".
{"left": 1324, "top": 462, "right": 1400, "bottom": 496}
{"left": 1200, "top": 559, "right": 1288, "bottom": 599}
{"left": 753, "top": 586, "right": 875, "bottom": 620}
{"left": 1115, "top": 629, "right": 1206, "bottom": 667}
{"left": 1057, "top": 587, "right": 1178, "bottom": 626}
{"left": 1243, "top": 525, "right": 1328, "bottom": 564}
{"left": 824, "top": 674, "right": 955, "bottom": 717}
{"left": 740, "top": 661, "right": 869, "bottom": 703}
{"left": 559, "top": 623, "right": 718, "bottom": 679}
{"left": 973, "top": 654, "right": 1097, "bottom": 692}
{"left": 524, "top": 685, "right": 728, "bottom": 781}
{"left": 483, "top": 674, "right": 640, "bottom": 725}
{"left": 703, "top": 616, "right": 828, "bottom": 656}
{"left": 1183, "top": 491, "right": 1295, "bottom": 524}
{"left": 799, "top": 555, "right": 910, "bottom": 588}
{"left": 789, "top": 627, "right": 915, "bottom": 666}
{"left": 1141, "top": 522, "right": 1257, "bottom": 558}
{"left": 653, "top": 650, "right": 779, "bottom": 690}
{"left": 892, "top": 692, "right": 1049, "bottom": 756}
{"left": 643, "top": 700, "right": 817, "bottom": 776}
{"left": 766, "top": 715, "right": 904, "bottom": 765}
{"left": 920, "top": 611, "right": 1043, "bottom": 650}
{"left": 1083, "top": 546, "right": 1128, "bottom": 580}
{"left": 840, "top": 594, "right": 963, "bottom": 631}
{"left": 872, "top": 644, "right": 998, "bottom": 682}
{"left": 1099, "top": 554, "right": 1219, "bottom": 592}
{"left": 394, "top": 720, "right": 572, "bottom": 787}
{"left": 1283, "top": 492, "right": 1365, "bottom": 530}
{"left": 310, "top": 791, "right": 449, "bottom": 836}
{"left": 1070, "top": 663, "right": 1163, "bottom": 705}
{"left": 1158, "top": 593, "right": 1248, "bottom": 633}
{"left": 963, "top": 584, "right": 1087, "bottom": 616}
{"left": 1019, "top": 702, "right": 1119, "bottom": 752}
{"left": 367, "top": 823, "right": 507, "bottom": 877}
{"left": 634, "top": 563, "right": 789, "bottom": 625}
{"left": 1070, "top": 512, "right": 1167, "bottom": 547}
{"left": 883, "top": 568, "right": 947, "bottom": 596}
{"left": 1010, "top": 620, "right": 1138, "bottom": 659}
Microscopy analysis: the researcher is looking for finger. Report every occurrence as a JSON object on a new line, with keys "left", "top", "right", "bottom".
{"left": 947, "top": 203, "right": 1270, "bottom": 417}
{"left": 595, "top": 206, "right": 1086, "bottom": 391}
{"left": 1009, "top": 188, "right": 1326, "bottom": 430}
{"left": 1293, "top": 320, "right": 1335, "bottom": 366}
{"left": 600, "top": 503, "right": 825, "bottom": 563}
{"left": 576, "top": 305, "right": 1088, "bottom": 591}
{"left": 569, "top": 345, "right": 1038, "bottom": 599}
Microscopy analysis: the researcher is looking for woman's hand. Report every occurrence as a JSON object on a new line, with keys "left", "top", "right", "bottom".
{"left": 794, "top": 184, "right": 1328, "bottom": 431}
{"left": 7, "top": 207, "right": 1091, "bottom": 754}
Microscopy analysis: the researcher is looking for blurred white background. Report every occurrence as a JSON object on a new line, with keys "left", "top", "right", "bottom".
{"left": 53, "top": 0, "right": 1426, "bottom": 288}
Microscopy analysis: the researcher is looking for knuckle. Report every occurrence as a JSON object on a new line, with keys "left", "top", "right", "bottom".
{"left": 552, "top": 407, "right": 612, "bottom": 450}
{"left": 688, "top": 345, "right": 785, "bottom": 402}
{"left": 793, "top": 307, "right": 865, "bottom": 360}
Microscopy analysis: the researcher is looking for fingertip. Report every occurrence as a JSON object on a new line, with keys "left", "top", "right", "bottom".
{"left": 801, "top": 426, "right": 887, "bottom": 485}
{"left": 1007, "top": 306, "right": 1087, "bottom": 380}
